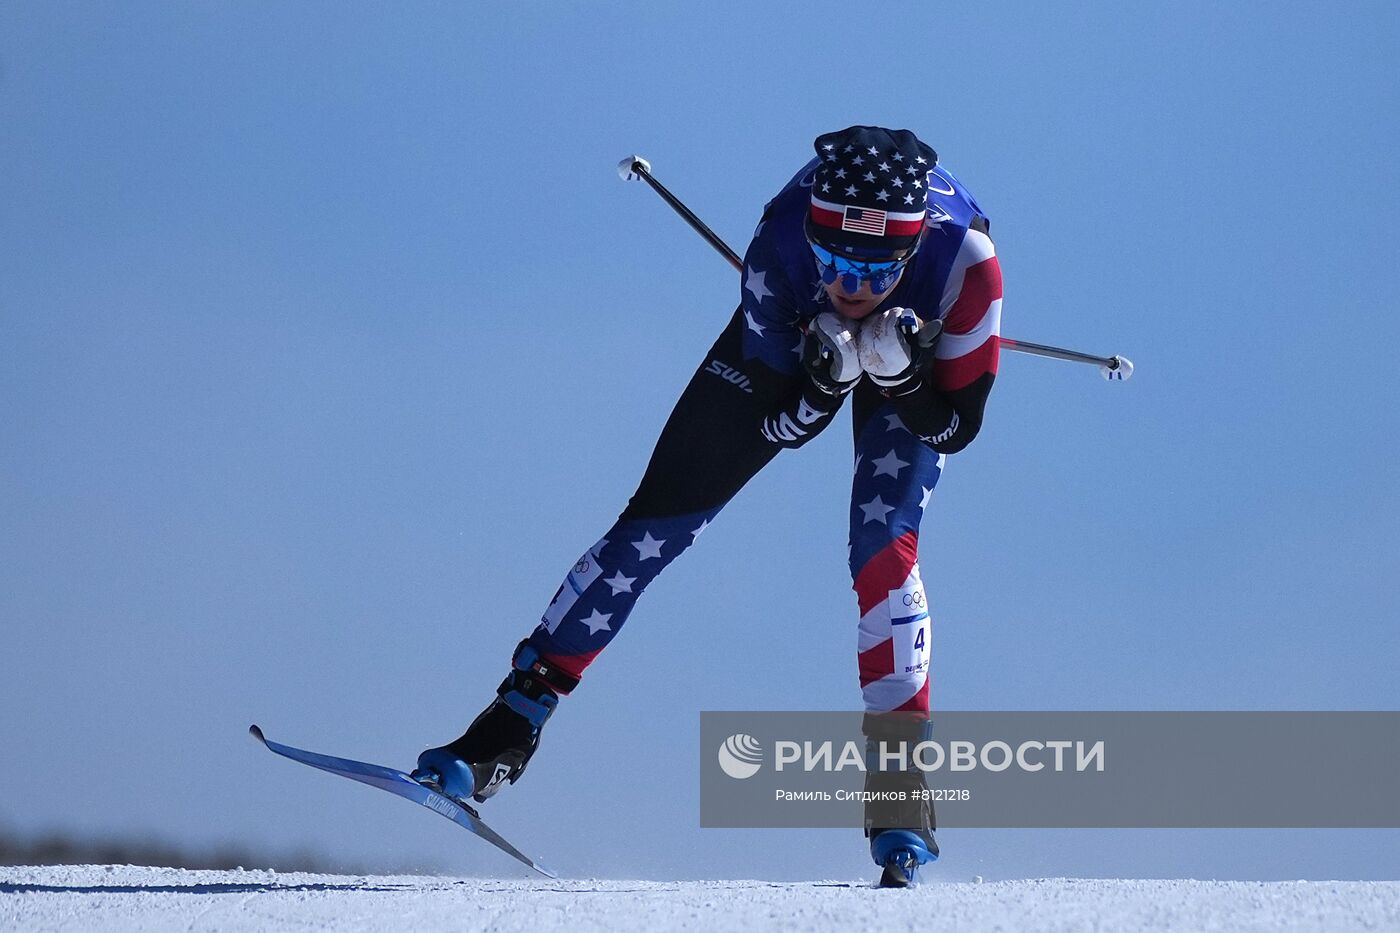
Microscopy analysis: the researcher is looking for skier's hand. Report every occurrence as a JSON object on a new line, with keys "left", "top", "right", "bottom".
{"left": 856, "top": 307, "right": 942, "bottom": 396}
{"left": 802, "top": 311, "right": 863, "bottom": 397}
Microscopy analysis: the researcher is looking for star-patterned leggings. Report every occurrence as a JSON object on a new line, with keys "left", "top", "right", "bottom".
{"left": 524, "top": 308, "right": 944, "bottom": 713}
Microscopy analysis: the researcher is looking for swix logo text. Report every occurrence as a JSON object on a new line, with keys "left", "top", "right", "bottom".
{"left": 705, "top": 359, "right": 754, "bottom": 394}
{"left": 920, "top": 411, "right": 959, "bottom": 445}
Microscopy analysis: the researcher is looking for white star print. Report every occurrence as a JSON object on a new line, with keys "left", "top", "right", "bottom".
{"left": 579, "top": 608, "right": 613, "bottom": 634}
{"left": 907, "top": 165, "right": 919, "bottom": 176}
{"left": 854, "top": 453, "right": 864, "bottom": 471}
{"left": 876, "top": 189, "right": 890, "bottom": 202}
{"left": 913, "top": 178, "right": 922, "bottom": 189}
{"left": 852, "top": 155, "right": 864, "bottom": 166}
{"left": 863, "top": 171, "right": 875, "bottom": 183}
{"left": 884, "top": 413, "right": 906, "bottom": 432}
{"left": 859, "top": 495, "right": 895, "bottom": 525}
{"left": 845, "top": 185, "right": 858, "bottom": 196}
{"left": 691, "top": 519, "right": 711, "bottom": 541}
{"left": 745, "top": 266, "right": 772, "bottom": 304}
{"left": 891, "top": 176, "right": 904, "bottom": 188}
{"left": 843, "top": 144, "right": 854, "bottom": 153}
{"left": 893, "top": 152, "right": 904, "bottom": 161}
{"left": 744, "top": 309, "right": 766, "bottom": 336}
{"left": 903, "top": 193, "right": 916, "bottom": 205}
{"left": 878, "top": 161, "right": 891, "bottom": 172}
{"left": 835, "top": 167, "right": 847, "bottom": 179}
{"left": 867, "top": 145, "right": 880, "bottom": 156}
{"left": 822, "top": 142, "right": 835, "bottom": 151}
{"left": 604, "top": 571, "right": 636, "bottom": 595}
{"left": 821, "top": 182, "right": 831, "bottom": 193}
{"left": 916, "top": 155, "right": 928, "bottom": 164}
{"left": 871, "top": 449, "right": 910, "bottom": 479}
{"left": 633, "top": 531, "right": 666, "bottom": 560}
{"left": 920, "top": 486, "right": 934, "bottom": 508}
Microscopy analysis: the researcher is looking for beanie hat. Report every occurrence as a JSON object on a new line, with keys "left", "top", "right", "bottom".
{"left": 807, "top": 125, "right": 939, "bottom": 257}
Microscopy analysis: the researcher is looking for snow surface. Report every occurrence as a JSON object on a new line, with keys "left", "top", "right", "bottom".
{"left": 3, "top": 865, "right": 1399, "bottom": 932}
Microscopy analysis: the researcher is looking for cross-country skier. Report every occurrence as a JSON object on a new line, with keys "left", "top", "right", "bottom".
{"left": 413, "top": 125, "right": 1003, "bottom": 885}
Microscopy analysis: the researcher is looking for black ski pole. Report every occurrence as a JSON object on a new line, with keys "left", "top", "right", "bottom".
{"left": 618, "top": 156, "right": 742, "bottom": 273}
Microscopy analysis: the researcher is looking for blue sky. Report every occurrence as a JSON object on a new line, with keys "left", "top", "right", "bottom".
{"left": 2, "top": 2, "right": 1397, "bottom": 881}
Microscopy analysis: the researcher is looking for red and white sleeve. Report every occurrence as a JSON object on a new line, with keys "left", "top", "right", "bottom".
{"left": 932, "top": 227, "right": 1003, "bottom": 393}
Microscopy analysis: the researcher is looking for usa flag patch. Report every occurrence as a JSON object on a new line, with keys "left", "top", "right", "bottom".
{"left": 842, "top": 206, "right": 888, "bottom": 236}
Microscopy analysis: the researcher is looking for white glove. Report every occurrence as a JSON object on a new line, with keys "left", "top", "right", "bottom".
{"left": 857, "top": 308, "right": 943, "bottom": 391}
{"left": 803, "top": 311, "right": 863, "bottom": 395}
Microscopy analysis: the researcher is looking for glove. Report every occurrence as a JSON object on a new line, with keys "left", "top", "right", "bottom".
{"left": 856, "top": 307, "right": 943, "bottom": 395}
{"left": 802, "top": 311, "right": 863, "bottom": 396}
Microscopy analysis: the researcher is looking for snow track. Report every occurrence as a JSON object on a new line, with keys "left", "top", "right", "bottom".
{"left": 3, "top": 865, "right": 1398, "bottom": 932}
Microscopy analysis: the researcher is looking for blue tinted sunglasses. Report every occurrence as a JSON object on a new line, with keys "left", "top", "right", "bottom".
{"left": 810, "top": 242, "right": 909, "bottom": 295}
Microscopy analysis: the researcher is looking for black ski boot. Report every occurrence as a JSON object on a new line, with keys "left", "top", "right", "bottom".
{"left": 412, "top": 641, "right": 577, "bottom": 805}
{"left": 862, "top": 712, "right": 940, "bottom": 888}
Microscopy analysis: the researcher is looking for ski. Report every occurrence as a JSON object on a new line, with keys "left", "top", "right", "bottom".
{"left": 248, "top": 724, "right": 556, "bottom": 878}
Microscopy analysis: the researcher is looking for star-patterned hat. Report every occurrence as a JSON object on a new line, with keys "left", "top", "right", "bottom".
{"left": 808, "top": 126, "right": 939, "bottom": 257}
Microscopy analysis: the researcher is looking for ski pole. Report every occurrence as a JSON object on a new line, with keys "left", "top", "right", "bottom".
{"left": 618, "top": 155, "right": 1134, "bottom": 382}
{"left": 998, "top": 338, "right": 1134, "bottom": 381}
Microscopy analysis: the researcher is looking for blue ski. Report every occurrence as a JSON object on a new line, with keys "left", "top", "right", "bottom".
{"left": 249, "top": 724, "right": 556, "bottom": 878}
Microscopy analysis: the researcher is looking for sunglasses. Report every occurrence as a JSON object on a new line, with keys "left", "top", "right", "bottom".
{"left": 809, "top": 242, "right": 910, "bottom": 295}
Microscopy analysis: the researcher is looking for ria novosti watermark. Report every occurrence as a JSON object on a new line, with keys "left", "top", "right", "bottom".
{"left": 700, "top": 711, "right": 1400, "bottom": 829}
{"left": 757, "top": 737, "right": 1104, "bottom": 774}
